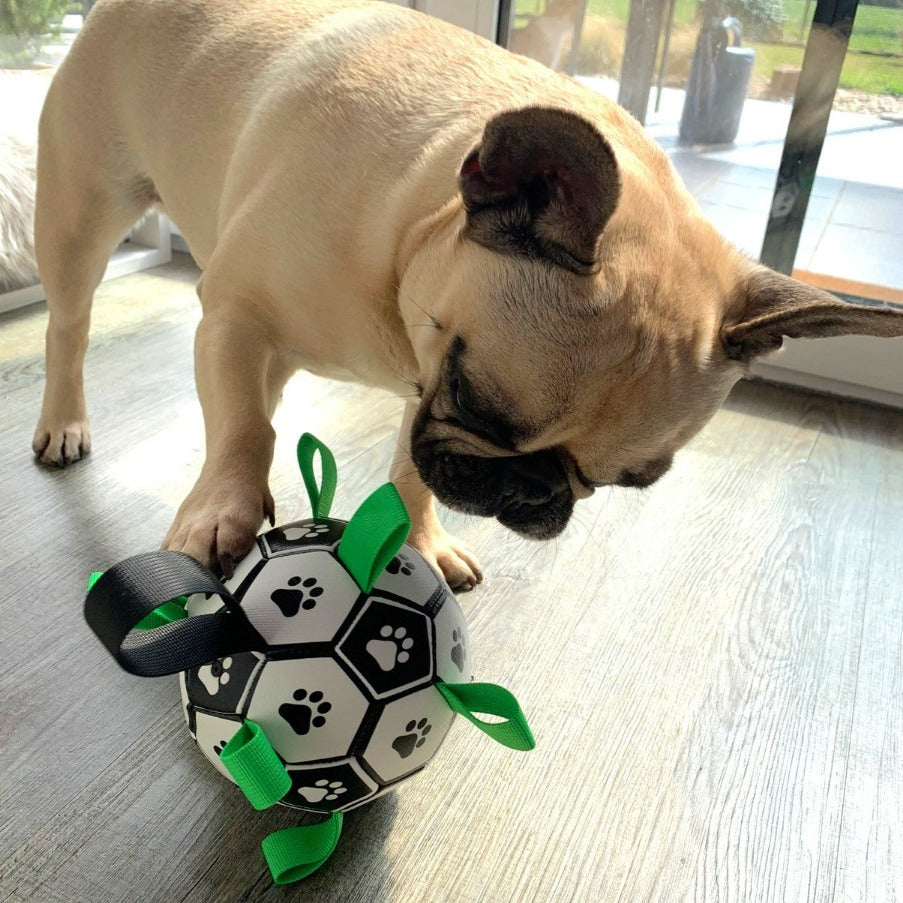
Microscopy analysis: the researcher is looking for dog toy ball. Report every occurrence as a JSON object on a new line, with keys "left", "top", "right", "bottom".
{"left": 85, "top": 433, "right": 535, "bottom": 884}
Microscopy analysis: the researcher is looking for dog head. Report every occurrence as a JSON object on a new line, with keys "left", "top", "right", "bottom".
{"left": 400, "top": 107, "right": 903, "bottom": 540}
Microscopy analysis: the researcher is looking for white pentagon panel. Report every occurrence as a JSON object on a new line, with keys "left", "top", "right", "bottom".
{"left": 245, "top": 658, "right": 370, "bottom": 763}
{"left": 371, "top": 545, "right": 447, "bottom": 609}
{"left": 361, "top": 685, "right": 455, "bottom": 783}
{"left": 184, "top": 591, "right": 224, "bottom": 617}
{"left": 178, "top": 672, "right": 191, "bottom": 726}
{"left": 432, "top": 594, "right": 473, "bottom": 683}
{"left": 336, "top": 598, "right": 434, "bottom": 700}
{"left": 193, "top": 709, "right": 244, "bottom": 783}
{"left": 236, "top": 550, "right": 361, "bottom": 645}
{"left": 184, "top": 539, "right": 264, "bottom": 615}
{"left": 284, "top": 758, "right": 379, "bottom": 813}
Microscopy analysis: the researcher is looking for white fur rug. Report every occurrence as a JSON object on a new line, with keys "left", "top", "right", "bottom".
{"left": 0, "top": 133, "right": 39, "bottom": 292}
{"left": 0, "top": 69, "right": 51, "bottom": 293}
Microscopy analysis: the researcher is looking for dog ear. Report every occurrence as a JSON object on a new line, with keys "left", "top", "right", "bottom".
{"left": 722, "top": 265, "right": 903, "bottom": 362}
{"left": 459, "top": 107, "right": 620, "bottom": 275}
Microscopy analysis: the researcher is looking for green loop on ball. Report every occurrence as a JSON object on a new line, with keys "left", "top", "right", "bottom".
{"left": 437, "top": 682, "right": 536, "bottom": 751}
{"left": 337, "top": 483, "right": 411, "bottom": 593}
{"left": 261, "top": 813, "right": 344, "bottom": 884}
{"left": 296, "top": 433, "right": 337, "bottom": 518}
{"left": 220, "top": 719, "right": 291, "bottom": 810}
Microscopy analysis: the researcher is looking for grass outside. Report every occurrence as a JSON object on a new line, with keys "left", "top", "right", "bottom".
{"left": 750, "top": 39, "right": 903, "bottom": 94}
{"left": 514, "top": 0, "right": 903, "bottom": 95}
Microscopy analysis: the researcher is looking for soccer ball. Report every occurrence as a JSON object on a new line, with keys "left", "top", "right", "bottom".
{"left": 84, "top": 435, "right": 533, "bottom": 884}
{"left": 178, "top": 516, "right": 472, "bottom": 814}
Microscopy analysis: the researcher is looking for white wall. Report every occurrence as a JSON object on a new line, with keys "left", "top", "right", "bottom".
{"left": 379, "top": 0, "right": 500, "bottom": 41}
{"left": 410, "top": 0, "right": 499, "bottom": 40}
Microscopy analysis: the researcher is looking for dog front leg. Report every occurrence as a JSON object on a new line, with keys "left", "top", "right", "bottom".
{"left": 163, "top": 305, "right": 289, "bottom": 575}
{"left": 391, "top": 400, "right": 483, "bottom": 590}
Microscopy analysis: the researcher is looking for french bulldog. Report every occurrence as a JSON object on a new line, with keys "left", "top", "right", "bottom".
{"left": 32, "top": 0, "right": 903, "bottom": 587}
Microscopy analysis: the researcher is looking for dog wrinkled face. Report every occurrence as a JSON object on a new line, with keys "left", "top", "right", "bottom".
{"left": 406, "top": 252, "right": 738, "bottom": 541}
{"left": 410, "top": 336, "right": 576, "bottom": 539}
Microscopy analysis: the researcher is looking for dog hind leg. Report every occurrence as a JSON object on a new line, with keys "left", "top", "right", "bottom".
{"left": 32, "top": 88, "right": 154, "bottom": 466}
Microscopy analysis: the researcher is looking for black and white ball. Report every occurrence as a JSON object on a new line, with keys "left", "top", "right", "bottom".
{"left": 179, "top": 517, "right": 472, "bottom": 813}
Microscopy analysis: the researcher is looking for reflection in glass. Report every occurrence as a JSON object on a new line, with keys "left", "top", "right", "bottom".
{"left": 503, "top": 0, "right": 587, "bottom": 72}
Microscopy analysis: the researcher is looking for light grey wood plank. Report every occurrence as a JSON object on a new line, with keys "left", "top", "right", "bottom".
{"left": 834, "top": 448, "right": 903, "bottom": 903}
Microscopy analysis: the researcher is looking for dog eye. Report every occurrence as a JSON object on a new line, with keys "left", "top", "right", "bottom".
{"left": 448, "top": 373, "right": 517, "bottom": 449}
{"left": 450, "top": 374, "right": 474, "bottom": 418}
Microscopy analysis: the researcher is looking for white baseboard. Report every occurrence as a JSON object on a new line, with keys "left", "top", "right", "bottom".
{"left": 751, "top": 362, "right": 903, "bottom": 410}
{"left": 751, "top": 334, "right": 903, "bottom": 410}
{"left": 0, "top": 281, "right": 45, "bottom": 314}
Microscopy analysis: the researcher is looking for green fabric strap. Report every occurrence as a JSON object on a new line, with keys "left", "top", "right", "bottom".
{"left": 261, "top": 814, "right": 344, "bottom": 884}
{"left": 296, "top": 433, "right": 337, "bottom": 518}
{"left": 220, "top": 720, "right": 291, "bottom": 811}
{"left": 337, "top": 483, "right": 411, "bottom": 593}
{"left": 87, "top": 571, "right": 188, "bottom": 631}
{"left": 134, "top": 597, "right": 188, "bottom": 630}
{"left": 437, "top": 682, "right": 536, "bottom": 751}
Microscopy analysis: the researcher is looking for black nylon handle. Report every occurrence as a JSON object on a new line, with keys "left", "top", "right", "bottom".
{"left": 84, "top": 550, "right": 262, "bottom": 677}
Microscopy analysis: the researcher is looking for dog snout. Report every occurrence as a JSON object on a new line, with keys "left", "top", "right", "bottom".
{"left": 411, "top": 433, "right": 574, "bottom": 538}
{"left": 501, "top": 453, "right": 567, "bottom": 505}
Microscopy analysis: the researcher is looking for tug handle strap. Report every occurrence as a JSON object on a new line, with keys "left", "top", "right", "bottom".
{"left": 84, "top": 550, "right": 262, "bottom": 677}
{"left": 299, "top": 430, "right": 411, "bottom": 593}
{"left": 437, "top": 682, "right": 536, "bottom": 751}
{"left": 84, "top": 434, "right": 409, "bottom": 676}
{"left": 82, "top": 483, "right": 409, "bottom": 676}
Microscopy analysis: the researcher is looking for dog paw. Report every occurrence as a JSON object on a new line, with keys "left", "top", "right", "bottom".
{"left": 32, "top": 419, "right": 91, "bottom": 466}
{"left": 407, "top": 526, "right": 483, "bottom": 591}
{"left": 163, "top": 478, "right": 275, "bottom": 577}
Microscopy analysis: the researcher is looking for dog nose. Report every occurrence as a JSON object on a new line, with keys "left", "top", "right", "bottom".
{"left": 495, "top": 450, "right": 575, "bottom": 540}
{"left": 500, "top": 476, "right": 552, "bottom": 505}
{"left": 501, "top": 452, "right": 567, "bottom": 506}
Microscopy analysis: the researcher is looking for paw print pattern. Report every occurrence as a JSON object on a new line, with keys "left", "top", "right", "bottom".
{"left": 392, "top": 718, "right": 432, "bottom": 758}
{"left": 366, "top": 625, "right": 415, "bottom": 672}
{"left": 450, "top": 628, "right": 467, "bottom": 672}
{"left": 270, "top": 576, "right": 324, "bottom": 617}
{"left": 283, "top": 523, "right": 332, "bottom": 541}
{"left": 279, "top": 688, "right": 332, "bottom": 735}
{"left": 198, "top": 657, "right": 232, "bottom": 695}
{"left": 385, "top": 555, "right": 415, "bottom": 577}
{"left": 213, "top": 739, "right": 228, "bottom": 757}
{"left": 298, "top": 779, "right": 347, "bottom": 804}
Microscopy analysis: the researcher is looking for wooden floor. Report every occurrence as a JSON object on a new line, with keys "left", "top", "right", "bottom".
{"left": 1, "top": 255, "right": 901, "bottom": 903}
